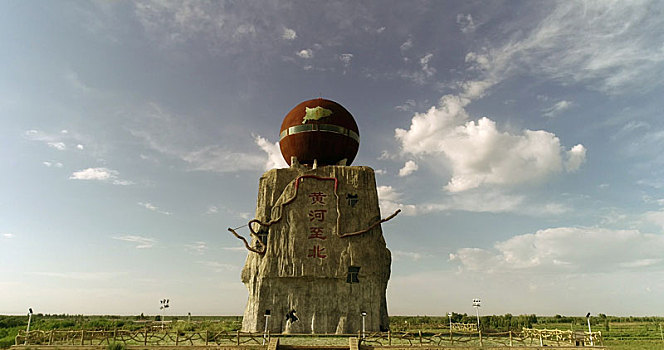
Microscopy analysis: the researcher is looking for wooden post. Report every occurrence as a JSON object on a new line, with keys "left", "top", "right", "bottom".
{"left": 509, "top": 331, "right": 513, "bottom": 347}
{"left": 81, "top": 330, "right": 85, "bottom": 345}
{"left": 236, "top": 330, "right": 240, "bottom": 345}
{"left": 388, "top": 330, "right": 391, "bottom": 346}
{"left": 144, "top": 328, "right": 148, "bottom": 345}
{"left": 205, "top": 330, "right": 209, "bottom": 346}
{"left": 419, "top": 330, "right": 422, "bottom": 346}
{"left": 478, "top": 330, "right": 482, "bottom": 347}
{"left": 449, "top": 324, "right": 452, "bottom": 343}
{"left": 113, "top": 329, "right": 117, "bottom": 343}
{"left": 539, "top": 331, "right": 543, "bottom": 347}
{"left": 176, "top": 332, "right": 180, "bottom": 346}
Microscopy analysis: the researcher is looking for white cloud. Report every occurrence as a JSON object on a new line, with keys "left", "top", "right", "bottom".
{"left": 112, "top": 180, "right": 134, "bottom": 186}
{"left": 47, "top": 142, "right": 66, "bottom": 150}
{"left": 399, "top": 53, "right": 437, "bottom": 84}
{"left": 43, "top": 161, "right": 64, "bottom": 168}
{"left": 450, "top": 227, "right": 664, "bottom": 273}
{"left": 464, "top": 2, "right": 664, "bottom": 94}
{"left": 222, "top": 246, "right": 246, "bottom": 252}
{"left": 542, "top": 100, "right": 573, "bottom": 118}
{"left": 185, "top": 241, "right": 208, "bottom": 255}
{"left": 137, "top": 202, "right": 171, "bottom": 215}
{"left": 133, "top": 1, "right": 267, "bottom": 54}
{"left": 643, "top": 209, "right": 664, "bottom": 230}
{"left": 338, "top": 53, "right": 353, "bottom": 68}
{"left": 282, "top": 27, "right": 297, "bottom": 40}
{"left": 400, "top": 38, "right": 413, "bottom": 52}
{"left": 393, "top": 250, "right": 424, "bottom": 261}
{"left": 182, "top": 145, "right": 266, "bottom": 173}
{"left": 395, "top": 95, "right": 585, "bottom": 192}
{"left": 398, "top": 160, "right": 418, "bottom": 177}
{"left": 254, "top": 134, "right": 288, "bottom": 170}
{"left": 233, "top": 23, "right": 256, "bottom": 38}
{"left": 420, "top": 53, "right": 436, "bottom": 78}
{"left": 377, "top": 185, "right": 418, "bottom": 216}
{"left": 565, "top": 144, "right": 586, "bottom": 172}
{"left": 395, "top": 99, "right": 416, "bottom": 112}
{"left": 207, "top": 204, "right": 252, "bottom": 220}
{"left": 70, "top": 167, "right": 116, "bottom": 181}
{"left": 24, "top": 129, "right": 93, "bottom": 154}
{"left": 196, "top": 261, "right": 239, "bottom": 272}
{"left": 31, "top": 271, "right": 123, "bottom": 281}
{"left": 456, "top": 13, "right": 476, "bottom": 33}
{"left": 296, "top": 49, "right": 313, "bottom": 59}
{"left": 70, "top": 167, "right": 133, "bottom": 185}
{"left": 378, "top": 184, "right": 566, "bottom": 217}
{"left": 378, "top": 150, "right": 396, "bottom": 161}
{"left": 2, "top": 233, "right": 14, "bottom": 239}
{"left": 129, "top": 103, "right": 269, "bottom": 174}
{"left": 76, "top": 144, "right": 84, "bottom": 150}
{"left": 112, "top": 235, "right": 156, "bottom": 249}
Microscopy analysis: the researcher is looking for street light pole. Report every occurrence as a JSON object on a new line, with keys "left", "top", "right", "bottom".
{"left": 472, "top": 299, "right": 481, "bottom": 330}
{"left": 586, "top": 313, "right": 593, "bottom": 346}
{"left": 25, "top": 308, "right": 33, "bottom": 345}
{"left": 447, "top": 313, "right": 453, "bottom": 342}
{"left": 160, "top": 299, "right": 170, "bottom": 329}
{"left": 472, "top": 299, "right": 481, "bottom": 347}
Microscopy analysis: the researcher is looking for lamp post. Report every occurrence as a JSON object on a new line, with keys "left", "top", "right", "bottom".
{"left": 160, "top": 299, "right": 170, "bottom": 328}
{"left": 262, "top": 310, "right": 271, "bottom": 345}
{"left": 472, "top": 299, "right": 482, "bottom": 346}
{"left": 25, "top": 308, "right": 33, "bottom": 345}
{"left": 472, "top": 299, "right": 481, "bottom": 329}
{"left": 448, "top": 313, "right": 453, "bottom": 342}
{"left": 361, "top": 311, "right": 367, "bottom": 339}
{"left": 586, "top": 313, "right": 593, "bottom": 346}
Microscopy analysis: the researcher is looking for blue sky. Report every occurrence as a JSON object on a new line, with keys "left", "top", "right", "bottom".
{"left": 2, "top": 0, "right": 664, "bottom": 317}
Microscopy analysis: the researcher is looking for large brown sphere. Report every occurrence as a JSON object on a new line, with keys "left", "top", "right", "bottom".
{"left": 279, "top": 98, "right": 359, "bottom": 166}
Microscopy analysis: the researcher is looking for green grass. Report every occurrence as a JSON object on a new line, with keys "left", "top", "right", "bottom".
{"left": 604, "top": 339, "right": 664, "bottom": 350}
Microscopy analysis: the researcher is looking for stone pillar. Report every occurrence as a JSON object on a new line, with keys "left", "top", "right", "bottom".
{"left": 240, "top": 165, "right": 391, "bottom": 334}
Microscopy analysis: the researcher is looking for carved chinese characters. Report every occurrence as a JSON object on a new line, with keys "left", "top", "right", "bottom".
{"left": 301, "top": 179, "right": 334, "bottom": 260}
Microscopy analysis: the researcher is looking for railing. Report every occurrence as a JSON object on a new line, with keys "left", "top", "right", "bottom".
{"left": 15, "top": 328, "right": 603, "bottom": 347}
{"left": 15, "top": 329, "right": 267, "bottom": 347}
{"left": 360, "top": 328, "right": 603, "bottom": 347}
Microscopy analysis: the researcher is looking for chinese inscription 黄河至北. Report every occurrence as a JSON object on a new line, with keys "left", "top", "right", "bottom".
{"left": 307, "top": 191, "right": 329, "bottom": 259}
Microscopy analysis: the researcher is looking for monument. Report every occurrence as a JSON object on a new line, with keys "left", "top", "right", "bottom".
{"left": 229, "top": 98, "right": 399, "bottom": 334}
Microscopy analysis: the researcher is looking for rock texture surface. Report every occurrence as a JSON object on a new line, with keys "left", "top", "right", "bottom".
{"left": 240, "top": 164, "right": 391, "bottom": 334}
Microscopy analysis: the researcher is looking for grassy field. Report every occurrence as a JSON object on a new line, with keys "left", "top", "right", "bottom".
{"left": 2, "top": 314, "right": 662, "bottom": 348}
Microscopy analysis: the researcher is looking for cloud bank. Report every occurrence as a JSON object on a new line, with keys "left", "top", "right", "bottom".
{"left": 396, "top": 95, "right": 585, "bottom": 192}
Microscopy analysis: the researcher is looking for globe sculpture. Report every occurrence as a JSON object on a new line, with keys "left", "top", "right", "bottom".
{"left": 279, "top": 98, "right": 360, "bottom": 166}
